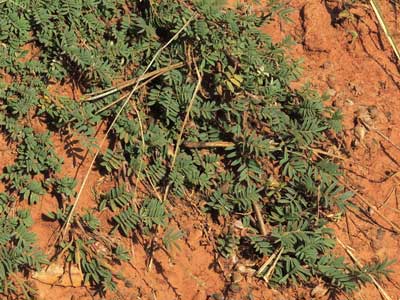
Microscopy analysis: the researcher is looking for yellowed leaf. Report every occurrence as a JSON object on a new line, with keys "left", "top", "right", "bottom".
{"left": 229, "top": 77, "right": 241, "bottom": 87}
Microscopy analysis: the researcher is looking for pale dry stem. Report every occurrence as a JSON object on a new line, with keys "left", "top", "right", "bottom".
{"left": 336, "top": 237, "right": 393, "bottom": 300}
{"left": 60, "top": 15, "right": 195, "bottom": 239}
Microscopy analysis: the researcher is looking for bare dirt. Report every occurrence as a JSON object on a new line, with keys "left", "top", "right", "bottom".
{"left": 1, "top": 0, "right": 400, "bottom": 299}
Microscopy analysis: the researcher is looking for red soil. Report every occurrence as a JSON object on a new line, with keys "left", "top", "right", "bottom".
{"left": 1, "top": 1, "right": 400, "bottom": 299}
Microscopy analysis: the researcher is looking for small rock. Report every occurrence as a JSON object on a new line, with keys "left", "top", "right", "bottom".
{"left": 236, "top": 264, "right": 246, "bottom": 273}
{"left": 321, "top": 61, "right": 333, "bottom": 69}
{"left": 368, "top": 105, "right": 379, "bottom": 120}
{"left": 233, "top": 220, "right": 244, "bottom": 230}
{"left": 356, "top": 106, "right": 374, "bottom": 127}
{"left": 32, "top": 262, "right": 84, "bottom": 287}
{"left": 326, "top": 74, "right": 337, "bottom": 89}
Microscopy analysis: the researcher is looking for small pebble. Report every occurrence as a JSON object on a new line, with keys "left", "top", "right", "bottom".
{"left": 321, "top": 61, "right": 333, "bottom": 69}
{"left": 327, "top": 74, "right": 337, "bottom": 89}
{"left": 368, "top": 105, "right": 379, "bottom": 119}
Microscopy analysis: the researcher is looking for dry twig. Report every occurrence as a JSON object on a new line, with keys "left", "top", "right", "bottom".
{"left": 253, "top": 201, "right": 267, "bottom": 236}
{"left": 60, "top": 15, "right": 195, "bottom": 238}
{"left": 336, "top": 238, "right": 393, "bottom": 300}
{"left": 162, "top": 60, "right": 202, "bottom": 202}
{"left": 183, "top": 141, "right": 235, "bottom": 148}
{"left": 341, "top": 180, "right": 400, "bottom": 233}
{"left": 82, "top": 62, "right": 184, "bottom": 102}
{"left": 256, "top": 246, "right": 284, "bottom": 283}
{"left": 369, "top": 0, "right": 400, "bottom": 63}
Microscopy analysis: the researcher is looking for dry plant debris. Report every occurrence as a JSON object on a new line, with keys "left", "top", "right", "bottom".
{"left": 0, "top": 0, "right": 396, "bottom": 299}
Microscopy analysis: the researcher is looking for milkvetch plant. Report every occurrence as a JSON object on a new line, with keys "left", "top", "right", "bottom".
{"left": 0, "top": 0, "right": 393, "bottom": 298}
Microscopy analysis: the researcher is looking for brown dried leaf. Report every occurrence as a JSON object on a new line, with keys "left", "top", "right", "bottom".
{"left": 32, "top": 262, "right": 84, "bottom": 287}
{"left": 311, "top": 283, "right": 328, "bottom": 299}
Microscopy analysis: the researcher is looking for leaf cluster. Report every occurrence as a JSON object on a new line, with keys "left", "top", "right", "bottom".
{"left": 0, "top": 0, "right": 394, "bottom": 297}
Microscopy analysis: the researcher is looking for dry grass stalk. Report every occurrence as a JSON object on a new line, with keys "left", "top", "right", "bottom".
{"left": 336, "top": 238, "right": 393, "bottom": 300}
{"left": 183, "top": 141, "right": 235, "bottom": 148}
{"left": 341, "top": 180, "right": 400, "bottom": 233}
{"left": 253, "top": 201, "right": 267, "bottom": 236}
{"left": 60, "top": 15, "right": 196, "bottom": 238}
{"left": 360, "top": 119, "right": 400, "bottom": 153}
{"left": 256, "top": 246, "right": 284, "bottom": 283}
{"left": 82, "top": 62, "right": 185, "bottom": 101}
{"left": 162, "top": 61, "right": 202, "bottom": 202}
{"left": 369, "top": 0, "right": 400, "bottom": 62}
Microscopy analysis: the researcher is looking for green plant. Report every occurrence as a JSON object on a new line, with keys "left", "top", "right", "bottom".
{"left": 0, "top": 198, "right": 48, "bottom": 298}
{"left": 0, "top": 0, "right": 394, "bottom": 298}
{"left": 162, "top": 227, "right": 184, "bottom": 252}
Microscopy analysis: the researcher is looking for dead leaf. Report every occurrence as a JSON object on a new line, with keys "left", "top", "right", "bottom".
{"left": 32, "top": 262, "right": 84, "bottom": 287}
{"left": 311, "top": 283, "right": 328, "bottom": 298}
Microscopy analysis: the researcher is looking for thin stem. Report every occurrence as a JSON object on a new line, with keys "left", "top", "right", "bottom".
{"left": 61, "top": 15, "right": 195, "bottom": 238}
{"left": 183, "top": 141, "right": 235, "bottom": 148}
{"left": 162, "top": 61, "right": 202, "bottom": 202}
{"left": 337, "top": 238, "right": 393, "bottom": 300}
{"left": 253, "top": 201, "right": 267, "bottom": 236}
{"left": 82, "top": 62, "right": 185, "bottom": 101}
{"left": 370, "top": 0, "right": 400, "bottom": 62}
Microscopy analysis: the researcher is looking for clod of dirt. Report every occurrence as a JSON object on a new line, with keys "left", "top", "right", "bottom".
{"left": 32, "top": 263, "right": 83, "bottom": 287}
{"left": 367, "top": 105, "right": 379, "bottom": 120}
{"left": 356, "top": 106, "right": 375, "bottom": 127}
{"left": 310, "top": 284, "right": 328, "bottom": 299}
{"left": 353, "top": 106, "right": 380, "bottom": 146}
{"left": 302, "top": 3, "right": 337, "bottom": 52}
{"left": 348, "top": 82, "right": 363, "bottom": 96}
